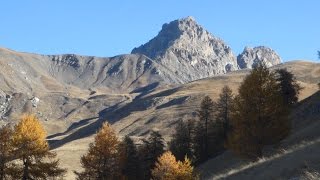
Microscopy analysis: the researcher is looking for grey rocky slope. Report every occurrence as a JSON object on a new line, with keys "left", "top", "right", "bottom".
{"left": 0, "top": 47, "right": 192, "bottom": 95}
{"left": 132, "top": 16, "right": 238, "bottom": 82}
{"left": 0, "top": 47, "right": 180, "bottom": 132}
{"left": 237, "top": 46, "right": 281, "bottom": 69}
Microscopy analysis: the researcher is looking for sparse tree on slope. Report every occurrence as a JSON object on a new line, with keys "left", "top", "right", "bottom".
{"left": 226, "top": 64, "right": 290, "bottom": 159}
{"left": 75, "top": 122, "right": 122, "bottom": 180}
{"left": 11, "top": 114, "right": 66, "bottom": 180}
{"left": 151, "top": 151, "right": 194, "bottom": 180}
{"left": 276, "top": 68, "right": 302, "bottom": 106}
{"left": 169, "top": 120, "right": 194, "bottom": 161}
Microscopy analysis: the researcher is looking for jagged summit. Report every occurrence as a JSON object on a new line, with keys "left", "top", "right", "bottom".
{"left": 132, "top": 16, "right": 203, "bottom": 59}
{"left": 181, "top": 16, "right": 196, "bottom": 21}
{"left": 237, "top": 46, "right": 282, "bottom": 69}
{"left": 132, "top": 16, "right": 238, "bottom": 82}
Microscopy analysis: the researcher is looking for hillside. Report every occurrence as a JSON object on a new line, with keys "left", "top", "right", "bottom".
{"left": 49, "top": 60, "right": 319, "bottom": 179}
{"left": 0, "top": 47, "right": 179, "bottom": 134}
{"left": 199, "top": 90, "right": 320, "bottom": 180}
{"left": 0, "top": 44, "right": 318, "bottom": 178}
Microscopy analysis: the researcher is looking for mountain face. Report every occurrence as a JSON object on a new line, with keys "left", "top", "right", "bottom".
{"left": 0, "top": 48, "right": 182, "bottom": 131}
{"left": 0, "top": 17, "right": 283, "bottom": 132}
{"left": 0, "top": 48, "right": 180, "bottom": 93}
{"left": 237, "top": 46, "right": 281, "bottom": 69}
{"left": 132, "top": 16, "right": 238, "bottom": 82}
{"left": 0, "top": 17, "right": 284, "bottom": 131}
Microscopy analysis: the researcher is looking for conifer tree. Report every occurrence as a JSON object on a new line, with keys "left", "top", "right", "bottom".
{"left": 121, "top": 136, "right": 140, "bottom": 180}
{"left": 169, "top": 120, "right": 193, "bottom": 161}
{"left": 0, "top": 125, "right": 13, "bottom": 180}
{"left": 151, "top": 151, "right": 194, "bottom": 180}
{"left": 276, "top": 68, "right": 302, "bottom": 106}
{"left": 192, "top": 121, "right": 206, "bottom": 164}
{"left": 11, "top": 114, "right": 66, "bottom": 180}
{"left": 193, "top": 96, "right": 216, "bottom": 163}
{"left": 226, "top": 64, "right": 290, "bottom": 159}
{"left": 139, "top": 131, "right": 164, "bottom": 180}
{"left": 216, "top": 85, "right": 234, "bottom": 139}
{"left": 75, "top": 122, "right": 122, "bottom": 180}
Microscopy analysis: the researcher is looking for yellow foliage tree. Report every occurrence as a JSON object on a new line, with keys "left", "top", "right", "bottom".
{"left": 11, "top": 114, "right": 66, "bottom": 180}
{"left": 75, "top": 122, "right": 123, "bottom": 180}
{"left": 151, "top": 151, "right": 195, "bottom": 180}
{"left": 13, "top": 114, "right": 48, "bottom": 155}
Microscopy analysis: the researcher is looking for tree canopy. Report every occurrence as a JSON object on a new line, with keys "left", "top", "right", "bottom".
{"left": 121, "top": 136, "right": 140, "bottom": 180}
{"left": 11, "top": 114, "right": 66, "bottom": 180}
{"left": 216, "top": 85, "right": 234, "bottom": 139}
{"left": 226, "top": 64, "right": 290, "bottom": 159}
{"left": 75, "top": 122, "right": 122, "bottom": 180}
{"left": 169, "top": 120, "right": 193, "bottom": 161}
{"left": 276, "top": 68, "right": 302, "bottom": 106}
{"left": 151, "top": 151, "right": 194, "bottom": 180}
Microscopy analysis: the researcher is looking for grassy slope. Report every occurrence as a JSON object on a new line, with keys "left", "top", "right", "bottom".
{"left": 53, "top": 61, "right": 320, "bottom": 179}
{"left": 200, "top": 83, "right": 320, "bottom": 179}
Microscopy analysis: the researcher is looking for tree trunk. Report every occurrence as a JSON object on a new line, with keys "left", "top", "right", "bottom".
{"left": 22, "top": 158, "right": 29, "bottom": 180}
{"left": 0, "top": 163, "right": 4, "bottom": 180}
{"left": 205, "top": 117, "right": 208, "bottom": 159}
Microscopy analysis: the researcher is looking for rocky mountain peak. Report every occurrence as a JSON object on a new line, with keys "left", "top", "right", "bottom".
{"left": 237, "top": 46, "right": 281, "bottom": 69}
{"left": 131, "top": 16, "right": 238, "bottom": 82}
{"left": 171, "top": 16, "right": 199, "bottom": 35}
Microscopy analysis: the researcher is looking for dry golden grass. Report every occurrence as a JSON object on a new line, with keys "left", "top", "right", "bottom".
{"left": 52, "top": 60, "right": 320, "bottom": 179}
{"left": 53, "top": 137, "right": 92, "bottom": 179}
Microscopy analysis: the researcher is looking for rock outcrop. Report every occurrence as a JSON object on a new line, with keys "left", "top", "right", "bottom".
{"left": 132, "top": 16, "right": 238, "bottom": 82}
{"left": 0, "top": 90, "right": 10, "bottom": 119}
{"left": 237, "top": 46, "right": 281, "bottom": 69}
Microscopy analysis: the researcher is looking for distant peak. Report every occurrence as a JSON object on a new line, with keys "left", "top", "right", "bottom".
{"left": 237, "top": 46, "right": 281, "bottom": 69}
{"left": 131, "top": 16, "right": 216, "bottom": 59}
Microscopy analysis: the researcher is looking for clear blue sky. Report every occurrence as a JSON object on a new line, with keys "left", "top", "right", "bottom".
{"left": 0, "top": 0, "right": 319, "bottom": 61}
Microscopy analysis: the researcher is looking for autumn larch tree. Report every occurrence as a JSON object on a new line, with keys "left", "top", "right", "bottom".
{"left": 276, "top": 68, "right": 302, "bottom": 106}
{"left": 151, "top": 151, "right": 195, "bottom": 180}
{"left": 11, "top": 114, "right": 66, "bottom": 180}
{"left": 169, "top": 119, "right": 194, "bottom": 161}
{"left": 226, "top": 63, "right": 290, "bottom": 159}
{"left": 139, "top": 131, "right": 165, "bottom": 180}
{"left": 75, "top": 122, "right": 123, "bottom": 180}
{"left": 121, "top": 136, "right": 140, "bottom": 180}
{"left": 0, "top": 125, "right": 13, "bottom": 180}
